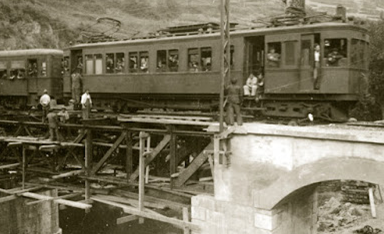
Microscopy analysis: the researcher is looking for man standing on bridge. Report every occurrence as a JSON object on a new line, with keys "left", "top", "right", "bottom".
{"left": 81, "top": 89, "right": 92, "bottom": 120}
{"left": 225, "top": 77, "right": 243, "bottom": 126}
{"left": 71, "top": 68, "right": 82, "bottom": 109}
{"left": 40, "top": 89, "right": 51, "bottom": 123}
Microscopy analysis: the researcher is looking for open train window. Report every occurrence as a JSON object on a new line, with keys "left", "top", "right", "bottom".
{"left": 201, "top": 47, "right": 212, "bottom": 71}
{"left": 129, "top": 52, "right": 138, "bottom": 73}
{"left": 168, "top": 50, "right": 179, "bottom": 72}
{"left": 85, "top": 55, "right": 94, "bottom": 74}
{"left": 285, "top": 41, "right": 296, "bottom": 66}
{"left": 106, "top": 53, "right": 115, "bottom": 74}
{"left": 27, "top": 59, "right": 38, "bottom": 77}
{"left": 41, "top": 61, "right": 47, "bottom": 76}
{"left": 324, "top": 38, "right": 347, "bottom": 67}
{"left": 61, "top": 57, "right": 69, "bottom": 75}
{"left": 267, "top": 42, "right": 281, "bottom": 68}
{"left": 11, "top": 60, "right": 25, "bottom": 79}
{"left": 139, "top": 52, "right": 149, "bottom": 73}
{"left": 188, "top": 48, "right": 199, "bottom": 72}
{"left": 115, "top": 53, "right": 125, "bottom": 74}
{"left": 157, "top": 50, "right": 167, "bottom": 72}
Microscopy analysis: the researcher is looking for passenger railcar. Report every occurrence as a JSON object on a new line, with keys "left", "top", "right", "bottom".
{"left": 64, "top": 21, "right": 369, "bottom": 121}
{"left": 0, "top": 49, "right": 63, "bottom": 109}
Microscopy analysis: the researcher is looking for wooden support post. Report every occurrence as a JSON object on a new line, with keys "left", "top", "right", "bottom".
{"left": 117, "top": 215, "right": 138, "bottom": 225}
{"left": 170, "top": 127, "right": 177, "bottom": 188}
{"left": 85, "top": 129, "right": 93, "bottom": 202}
{"left": 125, "top": 131, "right": 133, "bottom": 179}
{"left": 138, "top": 131, "right": 148, "bottom": 224}
{"left": 183, "top": 207, "right": 191, "bottom": 234}
{"left": 22, "top": 145, "right": 26, "bottom": 189}
{"left": 369, "top": 187, "right": 376, "bottom": 218}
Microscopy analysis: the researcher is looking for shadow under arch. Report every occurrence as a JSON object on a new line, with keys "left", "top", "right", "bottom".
{"left": 253, "top": 157, "right": 384, "bottom": 210}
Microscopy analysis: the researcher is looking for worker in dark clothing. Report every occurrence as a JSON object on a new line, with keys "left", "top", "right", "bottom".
{"left": 47, "top": 109, "right": 60, "bottom": 141}
{"left": 225, "top": 77, "right": 243, "bottom": 126}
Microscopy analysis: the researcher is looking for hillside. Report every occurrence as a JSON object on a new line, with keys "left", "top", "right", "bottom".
{"left": 0, "top": 0, "right": 382, "bottom": 50}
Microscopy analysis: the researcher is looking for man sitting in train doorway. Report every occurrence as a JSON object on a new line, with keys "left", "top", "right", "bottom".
{"left": 71, "top": 68, "right": 82, "bottom": 110}
{"left": 243, "top": 72, "right": 258, "bottom": 97}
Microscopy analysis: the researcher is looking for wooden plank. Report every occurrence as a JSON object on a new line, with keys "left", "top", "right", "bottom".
{"left": 93, "top": 195, "right": 167, "bottom": 210}
{"left": 174, "top": 142, "right": 213, "bottom": 187}
{"left": 0, "top": 163, "right": 20, "bottom": 169}
{"left": 170, "top": 130, "right": 177, "bottom": 188}
{"left": 0, "top": 195, "right": 16, "bottom": 203}
{"left": 117, "top": 215, "right": 138, "bottom": 225}
{"left": 91, "top": 132, "right": 126, "bottom": 174}
{"left": 22, "top": 192, "right": 91, "bottom": 209}
{"left": 130, "top": 134, "right": 171, "bottom": 182}
{"left": 26, "top": 192, "right": 83, "bottom": 206}
{"left": 138, "top": 132, "right": 147, "bottom": 224}
{"left": 52, "top": 170, "right": 84, "bottom": 179}
{"left": 92, "top": 197, "right": 199, "bottom": 231}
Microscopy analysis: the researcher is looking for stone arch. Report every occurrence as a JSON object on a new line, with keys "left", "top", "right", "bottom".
{"left": 253, "top": 157, "right": 384, "bottom": 210}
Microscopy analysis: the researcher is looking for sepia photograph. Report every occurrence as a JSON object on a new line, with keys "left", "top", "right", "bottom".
{"left": 0, "top": 0, "right": 383, "bottom": 233}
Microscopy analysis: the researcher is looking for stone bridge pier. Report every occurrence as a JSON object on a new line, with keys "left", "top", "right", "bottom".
{"left": 191, "top": 123, "right": 384, "bottom": 234}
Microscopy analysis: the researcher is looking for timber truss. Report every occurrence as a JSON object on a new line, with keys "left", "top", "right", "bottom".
{"left": 0, "top": 117, "right": 232, "bottom": 232}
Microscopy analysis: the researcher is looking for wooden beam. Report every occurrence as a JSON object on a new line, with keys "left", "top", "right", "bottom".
{"left": 183, "top": 207, "right": 191, "bottom": 234}
{"left": 130, "top": 134, "right": 171, "bottom": 182}
{"left": 170, "top": 129, "right": 177, "bottom": 188}
{"left": 92, "top": 197, "right": 199, "bottom": 231}
{"left": 173, "top": 142, "right": 213, "bottom": 187}
{"left": 117, "top": 215, "right": 138, "bottom": 225}
{"left": 93, "top": 194, "right": 167, "bottom": 210}
{"left": 0, "top": 195, "right": 16, "bottom": 203}
{"left": 0, "top": 163, "right": 20, "bottom": 169}
{"left": 22, "top": 192, "right": 91, "bottom": 209}
{"left": 125, "top": 131, "right": 133, "bottom": 178}
{"left": 92, "top": 132, "right": 126, "bottom": 175}
{"left": 85, "top": 130, "right": 93, "bottom": 201}
{"left": 52, "top": 170, "right": 84, "bottom": 180}
{"left": 138, "top": 132, "right": 147, "bottom": 224}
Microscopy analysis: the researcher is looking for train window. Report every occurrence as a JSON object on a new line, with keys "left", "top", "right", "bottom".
{"left": 85, "top": 55, "right": 94, "bottom": 75}
{"left": 61, "top": 57, "right": 69, "bottom": 75}
{"left": 11, "top": 61, "right": 25, "bottom": 79}
{"left": 300, "top": 40, "right": 312, "bottom": 67}
{"left": 95, "top": 54, "right": 103, "bottom": 74}
{"left": 285, "top": 41, "right": 296, "bottom": 66}
{"left": 27, "top": 59, "right": 38, "bottom": 77}
{"left": 168, "top": 50, "right": 179, "bottom": 72}
{"left": 267, "top": 42, "right": 281, "bottom": 68}
{"left": 157, "top": 50, "right": 167, "bottom": 72}
{"left": 41, "top": 61, "right": 47, "bottom": 76}
{"left": 139, "top": 52, "right": 149, "bottom": 73}
{"left": 324, "top": 39, "right": 347, "bottom": 67}
{"left": 115, "top": 53, "right": 125, "bottom": 74}
{"left": 106, "top": 53, "right": 115, "bottom": 74}
{"left": 201, "top": 47, "right": 212, "bottom": 71}
{"left": 129, "top": 52, "right": 138, "bottom": 73}
{"left": 188, "top": 48, "right": 199, "bottom": 72}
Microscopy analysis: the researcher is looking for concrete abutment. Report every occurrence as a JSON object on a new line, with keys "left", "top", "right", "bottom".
{"left": 192, "top": 124, "right": 384, "bottom": 234}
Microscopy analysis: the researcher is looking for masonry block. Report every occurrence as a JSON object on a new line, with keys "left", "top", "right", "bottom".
{"left": 191, "top": 206, "right": 207, "bottom": 221}
{"left": 192, "top": 194, "right": 216, "bottom": 210}
{"left": 254, "top": 210, "right": 281, "bottom": 231}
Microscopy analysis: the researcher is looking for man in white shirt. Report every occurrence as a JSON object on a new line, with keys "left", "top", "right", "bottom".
{"left": 39, "top": 89, "right": 51, "bottom": 123}
{"left": 80, "top": 89, "right": 92, "bottom": 119}
{"left": 243, "top": 73, "right": 258, "bottom": 96}
{"left": 313, "top": 44, "right": 321, "bottom": 90}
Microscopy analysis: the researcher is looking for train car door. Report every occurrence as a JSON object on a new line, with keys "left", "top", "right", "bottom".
{"left": 244, "top": 36, "right": 264, "bottom": 78}
{"left": 27, "top": 58, "right": 38, "bottom": 94}
{"left": 299, "top": 34, "right": 320, "bottom": 91}
{"left": 70, "top": 50, "right": 83, "bottom": 73}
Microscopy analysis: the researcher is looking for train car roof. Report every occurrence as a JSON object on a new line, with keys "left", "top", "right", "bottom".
{"left": 67, "top": 22, "right": 368, "bottom": 49}
{"left": 0, "top": 49, "right": 63, "bottom": 57}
